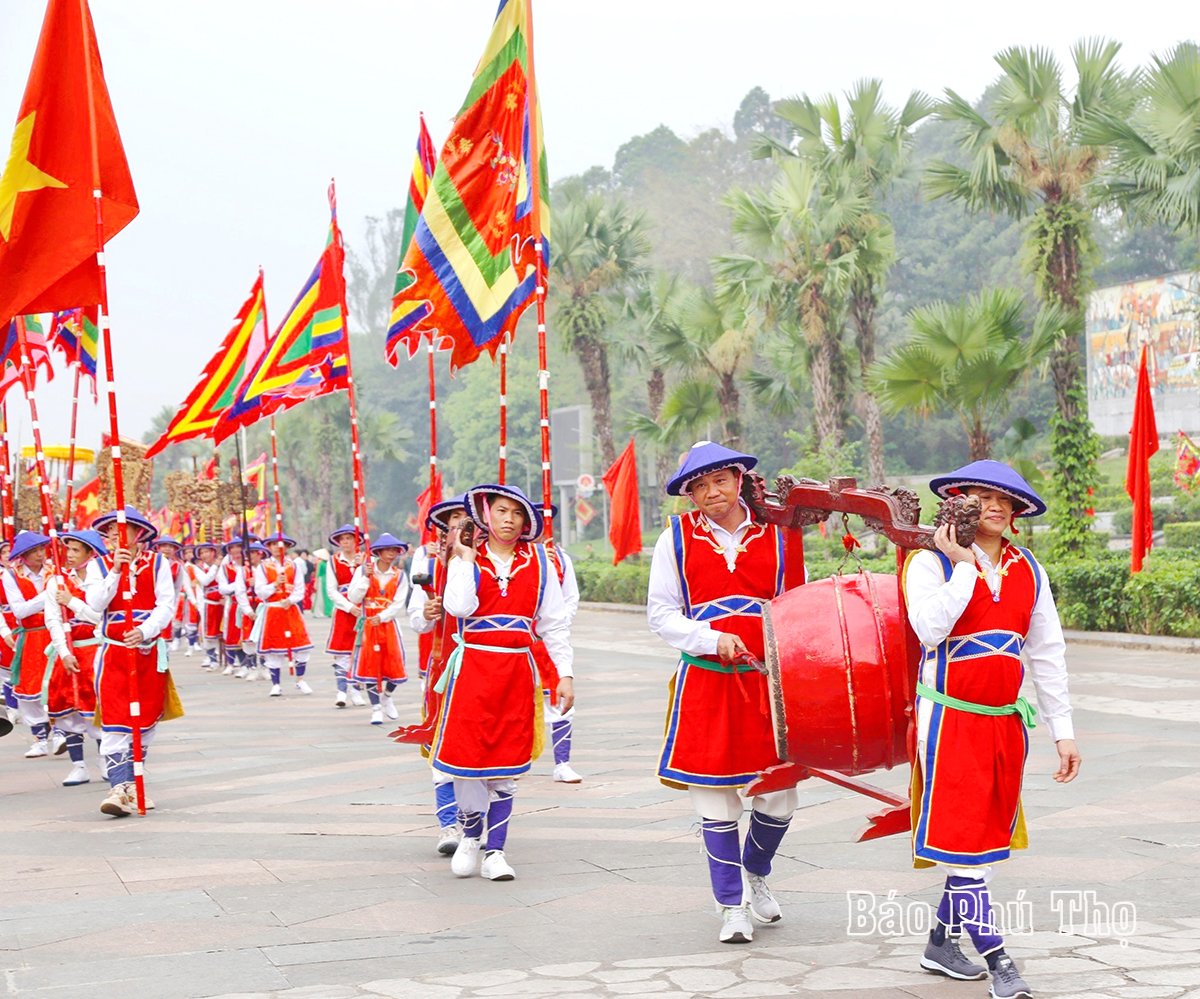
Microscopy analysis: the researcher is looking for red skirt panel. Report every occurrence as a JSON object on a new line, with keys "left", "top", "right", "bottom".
{"left": 657, "top": 660, "right": 782, "bottom": 789}
{"left": 48, "top": 637, "right": 99, "bottom": 717}
{"left": 350, "top": 620, "right": 407, "bottom": 685}
{"left": 94, "top": 643, "right": 170, "bottom": 734}
{"left": 259, "top": 602, "right": 313, "bottom": 655}
{"left": 326, "top": 609, "right": 358, "bottom": 655}
{"left": 429, "top": 645, "right": 540, "bottom": 779}
{"left": 12, "top": 626, "right": 52, "bottom": 700}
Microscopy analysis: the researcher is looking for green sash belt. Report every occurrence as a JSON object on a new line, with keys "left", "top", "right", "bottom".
{"left": 679, "top": 651, "right": 760, "bottom": 674}
{"left": 916, "top": 681, "right": 1038, "bottom": 729}
{"left": 99, "top": 635, "right": 170, "bottom": 673}
{"left": 432, "top": 632, "right": 522, "bottom": 695}
{"left": 45, "top": 635, "right": 100, "bottom": 669}
{"left": 10, "top": 624, "right": 47, "bottom": 688}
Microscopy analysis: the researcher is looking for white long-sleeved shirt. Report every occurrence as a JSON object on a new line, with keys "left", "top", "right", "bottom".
{"left": 83, "top": 554, "right": 178, "bottom": 642}
{"left": 905, "top": 545, "right": 1073, "bottom": 742}
{"left": 44, "top": 570, "right": 103, "bottom": 659}
{"left": 347, "top": 562, "right": 410, "bottom": 625}
{"left": 646, "top": 503, "right": 756, "bottom": 659}
{"left": 193, "top": 560, "right": 221, "bottom": 590}
{"left": 216, "top": 559, "right": 253, "bottom": 618}
{"left": 557, "top": 550, "right": 580, "bottom": 624}
{"left": 253, "top": 558, "right": 305, "bottom": 606}
{"left": 443, "top": 545, "right": 574, "bottom": 678}
{"left": 3, "top": 565, "right": 50, "bottom": 622}
{"left": 325, "top": 553, "right": 359, "bottom": 613}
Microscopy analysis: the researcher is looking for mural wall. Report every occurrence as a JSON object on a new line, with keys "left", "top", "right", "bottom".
{"left": 1086, "top": 271, "right": 1200, "bottom": 436}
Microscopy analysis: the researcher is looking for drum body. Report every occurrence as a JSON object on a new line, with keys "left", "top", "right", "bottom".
{"left": 763, "top": 571, "right": 916, "bottom": 776}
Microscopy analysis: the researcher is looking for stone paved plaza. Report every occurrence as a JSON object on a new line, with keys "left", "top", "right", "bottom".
{"left": 1, "top": 605, "right": 1198, "bottom": 999}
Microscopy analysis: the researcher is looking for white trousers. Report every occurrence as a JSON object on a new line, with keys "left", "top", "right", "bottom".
{"left": 453, "top": 777, "right": 518, "bottom": 814}
{"left": 688, "top": 785, "right": 799, "bottom": 822}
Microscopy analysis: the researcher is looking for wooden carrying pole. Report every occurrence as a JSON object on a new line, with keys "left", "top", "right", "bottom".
{"left": 522, "top": 0, "right": 553, "bottom": 538}
{"left": 62, "top": 368, "right": 82, "bottom": 527}
{"left": 0, "top": 403, "right": 14, "bottom": 544}
{"left": 80, "top": 0, "right": 147, "bottom": 815}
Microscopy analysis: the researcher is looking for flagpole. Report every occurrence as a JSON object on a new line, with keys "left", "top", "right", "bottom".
{"left": 0, "top": 403, "right": 13, "bottom": 544}
{"left": 78, "top": 0, "right": 147, "bottom": 817}
{"left": 14, "top": 317, "right": 75, "bottom": 650}
{"left": 522, "top": 0, "right": 553, "bottom": 539}
{"left": 498, "top": 332, "right": 509, "bottom": 484}
{"left": 328, "top": 179, "right": 371, "bottom": 552}
{"left": 268, "top": 416, "right": 285, "bottom": 538}
{"left": 62, "top": 367, "right": 82, "bottom": 528}
{"left": 427, "top": 337, "right": 438, "bottom": 497}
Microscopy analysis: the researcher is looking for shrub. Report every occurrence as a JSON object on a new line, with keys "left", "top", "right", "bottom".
{"left": 573, "top": 557, "right": 650, "bottom": 604}
{"left": 1164, "top": 521, "right": 1200, "bottom": 549}
{"left": 1052, "top": 552, "right": 1131, "bottom": 633}
{"left": 1124, "top": 556, "right": 1200, "bottom": 636}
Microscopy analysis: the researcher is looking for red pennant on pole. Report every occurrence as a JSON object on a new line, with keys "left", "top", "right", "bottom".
{"left": 603, "top": 438, "right": 642, "bottom": 566}
{"left": 1125, "top": 346, "right": 1159, "bottom": 573}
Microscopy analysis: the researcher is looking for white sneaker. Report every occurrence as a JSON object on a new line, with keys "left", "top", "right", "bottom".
{"left": 747, "top": 874, "right": 782, "bottom": 923}
{"left": 370, "top": 707, "right": 383, "bottom": 726}
{"left": 268, "top": 684, "right": 282, "bottom": 697}
{"left": 718, "top": 903, "right": 754, "bottom": 943}
{"left": 553, "top": 762, "right": 583, "bottom": 783}
{"left": 222, "top": 664, "right": 235, "bottom": 675}
{"left": 451, "top": 836, "right": 482, "bottom": 877}
{"left": 258, "top": 666, "right": 270, "bottom": 681}
{"left": 169, "top": 639, "right": 180, "bottom": 652}
{"left": 335, "top": 691, "right": 348, "bottom": 708}
{"left": 184, "top": 646, "right": 194, "bottom": 658}
{"left": 62, "top": 763, "right": 90, "bottom": 786}
{"left": 382, "top": 695, "right": 398, "bottom": 720}
{"left": 246, "top": 666, "right": 259, "bottom": 682}
{"left": 100, "top": 782, "right": 134, "bottom": 817}
{"left": 436, "top": 824, "right": 462, "bottom": 856}
{"left": 48, "top": 730, "right": 68, "bottom": 756}
{"left": 348, "top": 687, "right": 367, "bottom": 707}
{"left": 6, "top": 707, "right": 20, "bottom": 726}
{"left": 296, "top": 680, "right": 313, "bottom": 695}
{"left": 480, "top": 850, "right": 516, "bottom": 881}
{"left": 233, "top": 666, "right": 248, "bottom": 679}
{"left": 24, "top": 740, "right": 48, "bottom": 759}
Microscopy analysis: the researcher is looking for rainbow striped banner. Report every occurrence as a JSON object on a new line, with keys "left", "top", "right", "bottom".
{"left": 387, "top": 0, "right": 550, "bottom": 371}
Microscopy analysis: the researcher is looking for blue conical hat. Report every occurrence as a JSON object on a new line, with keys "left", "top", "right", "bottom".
{"left": 929, "top": 460, "right": 1046, "bottom": 518}
{"left": 666, "top": 441, "right": 758, "bottom": 496}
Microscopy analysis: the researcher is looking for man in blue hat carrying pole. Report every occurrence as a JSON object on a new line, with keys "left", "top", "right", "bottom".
{"left": 325, "top": 525, "right": 368, "bottom": 709}
{"left": 904, "top": 460, "right": 1081, "bottom": 998}
{"left": 647, "top": 442, "right": 797, "bottom": 945}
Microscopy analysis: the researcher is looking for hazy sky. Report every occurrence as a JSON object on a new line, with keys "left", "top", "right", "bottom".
{"left": 0, "top": 0, "right": 1189, "bottom": 460}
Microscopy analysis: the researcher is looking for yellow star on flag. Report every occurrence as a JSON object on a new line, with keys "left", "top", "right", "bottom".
{"left": 0, "top": 111, "right": 67, "bottom": 242}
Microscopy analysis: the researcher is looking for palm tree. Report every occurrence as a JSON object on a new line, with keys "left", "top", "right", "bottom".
{"left": 550, "top": 193, "right": 650, "bottom": 469}
{"left": 757, "top": 80, "right": 934, "bottom": 484}
{"left": 1083, "top": 42, "right": 1200, "bottom": 232}
{"left": 872, "top": 289, "right": 1078, "bottom": 460}
{"left": 925, "top": 41, "right": 1135, "bottom": 550}
{"left": 716, "top": 157, "right": 871, "bottom": 449}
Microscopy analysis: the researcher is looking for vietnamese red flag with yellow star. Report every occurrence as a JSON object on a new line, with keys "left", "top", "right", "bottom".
{"left": 0, "top": 0, "right": 139, "bottom": 327}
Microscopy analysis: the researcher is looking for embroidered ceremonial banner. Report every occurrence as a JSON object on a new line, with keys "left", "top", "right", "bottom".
{"left": 387, "top": 0, "right": 551, "bottom": 371}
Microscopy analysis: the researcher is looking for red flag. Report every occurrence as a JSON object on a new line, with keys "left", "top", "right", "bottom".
{"left": 0, "top": 0, "right": 139, "bottom": 326}
{"left": 1125, "top": 346, "right": 1159, "bottom": 573}
{"left": 415, "top": 469, "right": 444, "bottom": 546}
{"left": 200, "top": 456, "right": 218, "bottom": 480}
{"left": 72, "top": 475, "right": 100, "bottom": 527}
{"left": 603, "top": 439, "right": 642, "bottom": 566}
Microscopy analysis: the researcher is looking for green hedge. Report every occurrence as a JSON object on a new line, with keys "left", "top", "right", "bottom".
{"left": 1110, "top": 492, "right": 1200, "bottom": 535}
{"left": 1164, "top": 521, "right": 1200, "bottom": 549}
{"left": 574, "top": 557, "right": 651, "bottom": 604}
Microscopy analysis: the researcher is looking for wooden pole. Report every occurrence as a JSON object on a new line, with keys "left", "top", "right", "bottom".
{"left": 62, "top": 367, "right": 83, "bottom": 528}
{"left": 0, "top": 403, "right": 14, "bottom": 544}
{"left": 498, "top": 332, "right": 509, "bottom": 484}
{"left": 522, "top": 0, "right": 553, "bottom": 538}
{"left": 79, "top": 0, "right": 147, "bottom": 815}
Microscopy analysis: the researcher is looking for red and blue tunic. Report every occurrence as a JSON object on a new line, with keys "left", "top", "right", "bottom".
{"left": 908, "top": 543, "right": 1041, "bottom": 867}
{"left": 429, "top": 543, "right": 550, "bottom": 780}
{"left": 350, "top": 570, "right": 407, "bottom": 686}
{"left": 9, "top": 568, "right": 53, "bottom": 700}
{"left": 657, "top": 511, "right": 786, "bottom": 789}
{"left": 94, "top": 553, "right": 175, "bottom": 734}
{"left": 201, "top": 566, "right": 223, "bottom": 640}
{"left": 258, "top": 559, "right": 313, "bottom": 655}
{"left": 48, "top": 572, "right": 98, "bottom": 719}
{"left": 221, "top": 562, "right": 251, "bottom": 646}
{"left": 325, "top": 556, "right": 358, "bottom": 656}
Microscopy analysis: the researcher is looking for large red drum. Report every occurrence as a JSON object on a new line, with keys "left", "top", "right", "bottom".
{"left": 763, "top": 571, "right": 915, "bottom": 776}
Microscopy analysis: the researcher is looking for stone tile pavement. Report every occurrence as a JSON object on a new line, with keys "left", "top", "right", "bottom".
{"left": 0, "top": 606, "right": 1197, "bottom": 998}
